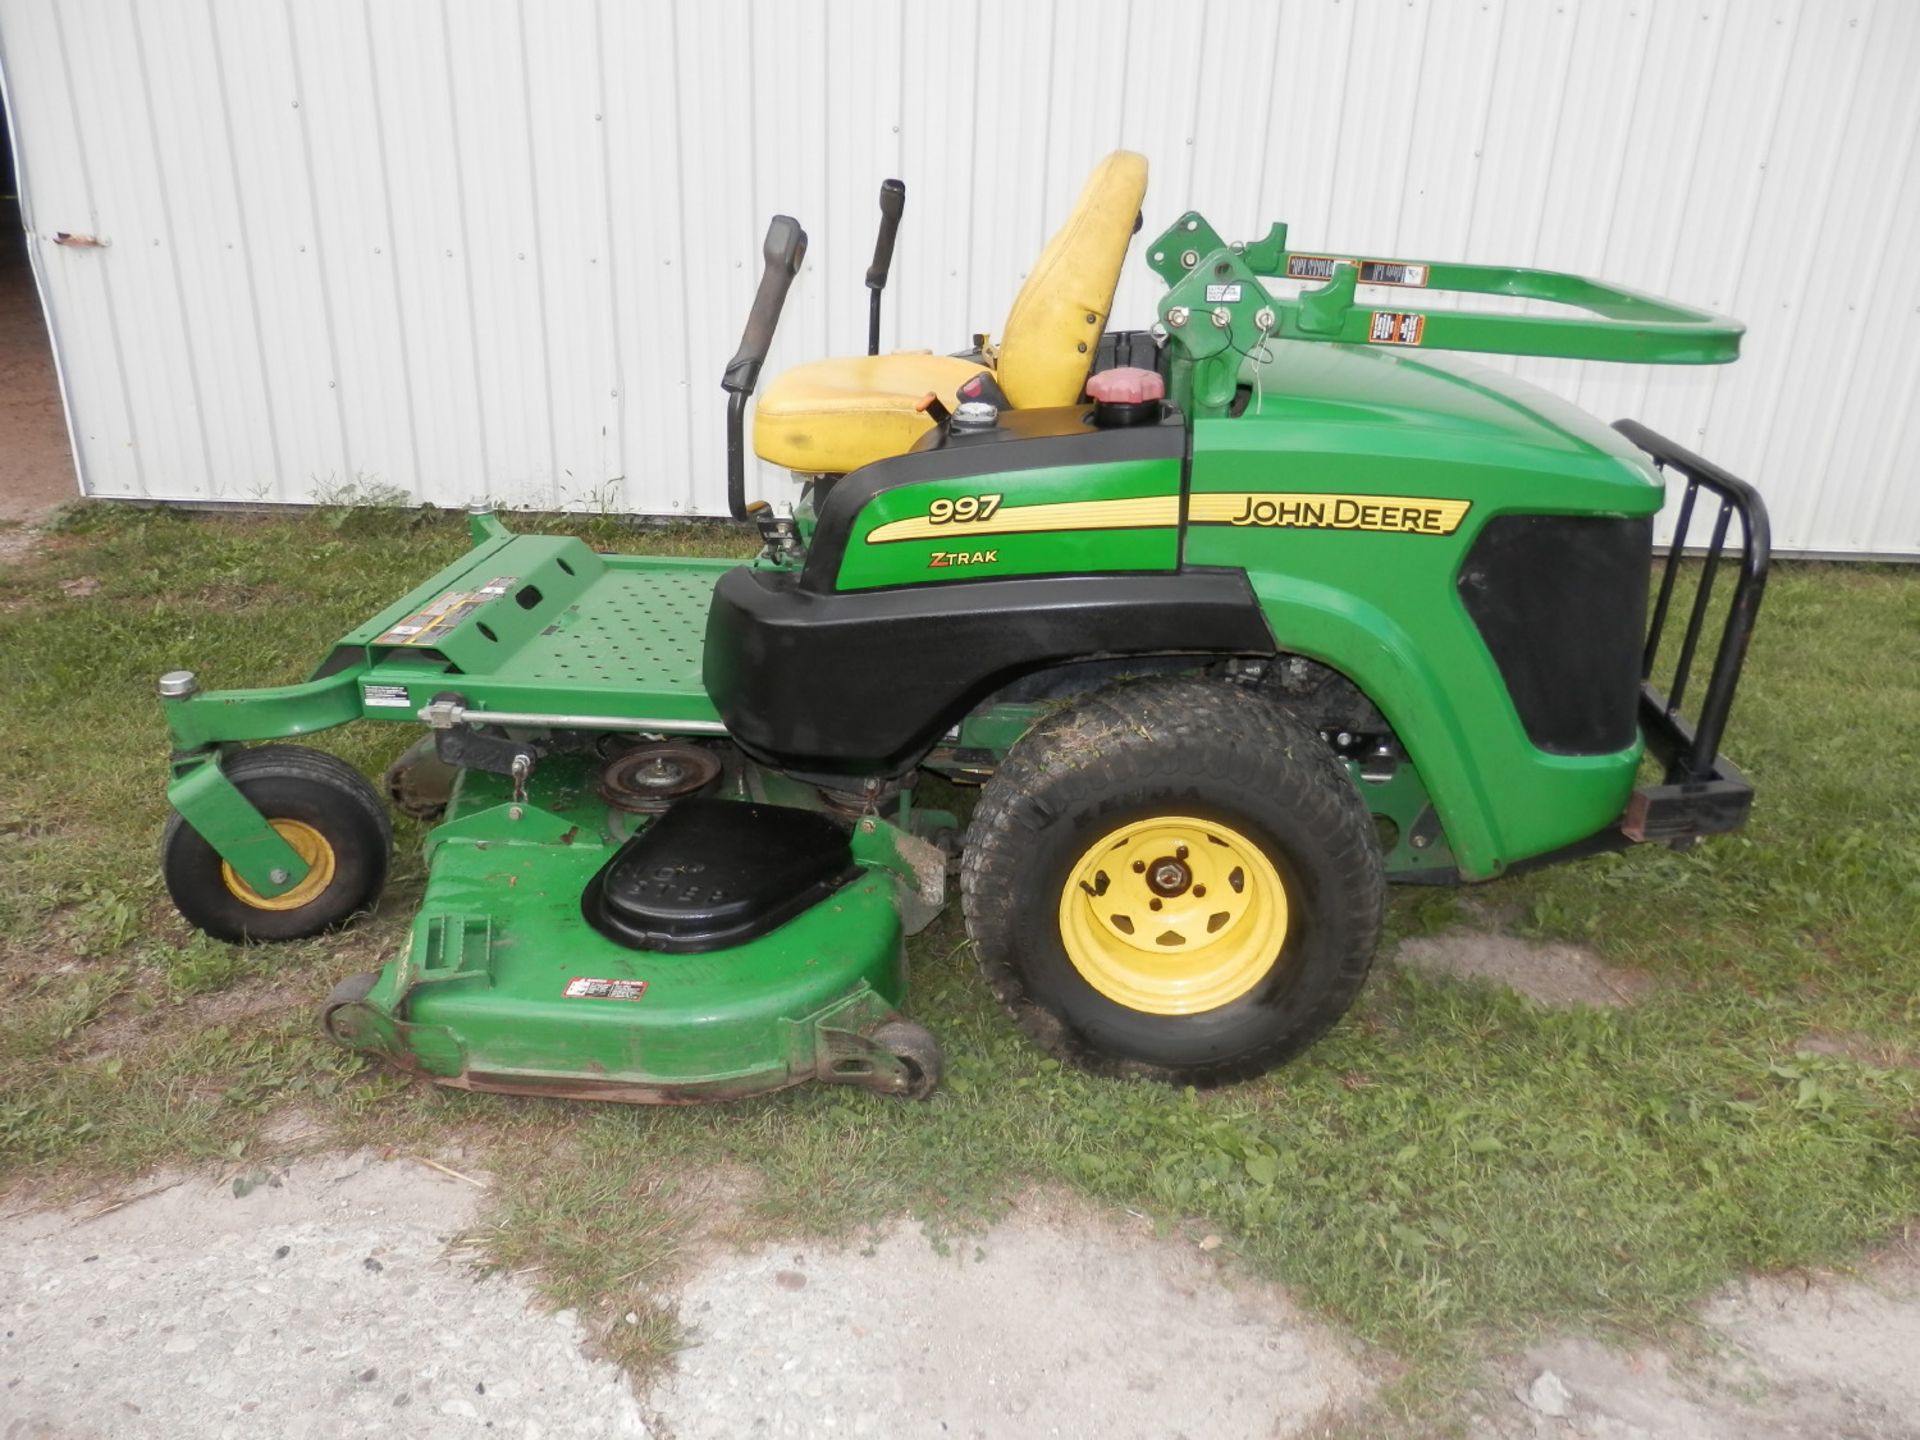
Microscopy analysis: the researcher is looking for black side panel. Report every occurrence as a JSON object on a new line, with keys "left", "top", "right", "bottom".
{"left": 705, "top": 569, "right": 1275, "bottom": 776}
{"left": 1457, "top": 515, "right": 1652, "bottom": 755}
{"left": 581, "top": 799, "right": 857, "bottom": 954}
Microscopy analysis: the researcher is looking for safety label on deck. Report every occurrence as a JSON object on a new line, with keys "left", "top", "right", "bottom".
{"left": 373, "top": 576, "right": 517, "bottom": 647}
{"left": 564, "top": 976, "right": 648, "bottom": 1001}
{"left": 1369, "top": 311, "right": 1427, "bottom": 346}
{"left": 362, "top": 682, "right": 411, "bottom": 709}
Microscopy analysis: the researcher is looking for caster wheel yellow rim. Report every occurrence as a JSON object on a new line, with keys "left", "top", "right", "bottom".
{"left": 219, "top": 819, "right": 337, "bottom": 912}
{"left": 1057, "top": 815, "right": 1290, "bottom": 1016}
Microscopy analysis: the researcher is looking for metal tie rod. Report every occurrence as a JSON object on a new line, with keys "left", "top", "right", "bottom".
{"left": 418, "top": 699, "right": 728, "bottom": 735}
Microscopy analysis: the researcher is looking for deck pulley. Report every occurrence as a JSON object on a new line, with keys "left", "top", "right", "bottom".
{"left": 596, "top": 741, "right": 723, "bottom": 814}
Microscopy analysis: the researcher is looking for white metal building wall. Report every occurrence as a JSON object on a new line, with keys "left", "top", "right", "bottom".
{"left": 1, "top": 0, "right": 1915, "bottom": 554}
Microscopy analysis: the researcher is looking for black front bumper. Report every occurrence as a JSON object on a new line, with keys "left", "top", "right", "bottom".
{"left": 1617, "top": 419, "right": 1770, "bottom": 844}
{"left": 1624, "top": 687, "right": 1756, "bottom": 844}
{"left": 1512, "top": 422, "right": 1770, "bottom": 875}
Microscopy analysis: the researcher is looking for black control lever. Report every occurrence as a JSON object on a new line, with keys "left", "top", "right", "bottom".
{"left": 866, "top": 179, "right": 905, "bottom": 356}
{"left": 723, "top": 215, "right": 808, "bottom": 520}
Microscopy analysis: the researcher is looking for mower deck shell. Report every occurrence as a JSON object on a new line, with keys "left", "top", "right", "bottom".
{"left": 332, "top": 760, "right": 910, "bottom": 1102}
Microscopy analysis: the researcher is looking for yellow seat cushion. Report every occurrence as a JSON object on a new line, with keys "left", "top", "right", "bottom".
{"left": 753, "top": 351, "right": 988, "bottom": 474}
{"left": 993, "top": 150, "right": 1149, "bottom": 408}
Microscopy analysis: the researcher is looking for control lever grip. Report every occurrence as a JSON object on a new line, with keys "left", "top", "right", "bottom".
{"left": 865, "top": 179, "right": 906, "bottom": 290}
{"left": 722, "top": 215, "right": 807, "bottom": 396}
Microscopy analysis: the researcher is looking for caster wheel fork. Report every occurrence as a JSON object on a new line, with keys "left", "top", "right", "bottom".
{"left": 320, "top": 970, "right": 381, "bottom": 1043}
{"left": 871, "top": 1019, "right": 944, "bottom": 1101}
{"left": 817, "top": 1016, "right": 945, "bottom": 1101}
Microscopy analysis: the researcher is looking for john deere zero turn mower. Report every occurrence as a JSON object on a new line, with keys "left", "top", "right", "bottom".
{"left": 156, "top": 152, "right": 1768, "bottom": 1102}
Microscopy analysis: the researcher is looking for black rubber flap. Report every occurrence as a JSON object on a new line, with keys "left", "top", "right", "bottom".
{"left": 581, "top": 798, "right": 858, "bottom": 954}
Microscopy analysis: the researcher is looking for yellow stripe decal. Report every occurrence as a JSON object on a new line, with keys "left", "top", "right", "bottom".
{"left": 1189, "top": 492, "right": 1471, "bottom": 536}
{"left": 865, "top": 494, "right": 1180, "bottom": 544}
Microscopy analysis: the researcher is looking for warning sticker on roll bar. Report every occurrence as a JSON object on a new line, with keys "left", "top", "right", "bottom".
{"left": 1359, "top": 260, "right": 1429, "bottom": 287}
{"left": 1287, "top": 254, "right": 1343, "bottom": 282}
{"left": 563, "top": 977, "right": 648, "bottom": 1001}
{"left": 1286, "top": 255, "right": 1430, "bottom": 287}
{"left": 1369, "top": 312, "right": 1427, "bottom": 346}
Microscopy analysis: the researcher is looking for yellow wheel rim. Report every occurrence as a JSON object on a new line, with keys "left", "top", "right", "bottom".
{"left": 219, "top": 819, "right": 336, "bottom": 912}
{"left": 1057, "top": 815, "right": 1289, "bottom": 1016}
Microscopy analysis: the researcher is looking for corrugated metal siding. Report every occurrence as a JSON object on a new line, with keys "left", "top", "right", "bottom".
{"left": 1, "top": 0, "right": 1915, "bottom": 552}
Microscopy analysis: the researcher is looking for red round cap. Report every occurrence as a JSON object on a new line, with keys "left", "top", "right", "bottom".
{"left": 1085, "top": 366, "right": 1166, "bottom": 404}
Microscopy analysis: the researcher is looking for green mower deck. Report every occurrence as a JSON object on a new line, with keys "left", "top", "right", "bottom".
{"left": 323, "top": 759, "right": 937, "bottom": 1103}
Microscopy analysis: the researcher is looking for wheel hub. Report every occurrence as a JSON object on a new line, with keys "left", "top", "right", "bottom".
{"left": 220, "top": 818, "right": 336, "bottom": 911}
{"left": 1058, "top": 816, "right": 1290, "bottom": 1015}
{"left": 1146, "top": 856, "right": 1192, "bottom": 897}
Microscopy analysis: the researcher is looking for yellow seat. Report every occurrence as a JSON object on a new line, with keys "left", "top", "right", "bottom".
{"left": 752, "top": 352, "right": 989, "bottom": 476}
{"left": 753, "top": 150, "right": 1149, "bottom": 474}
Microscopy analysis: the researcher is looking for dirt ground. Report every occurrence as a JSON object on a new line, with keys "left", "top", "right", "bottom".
{"left": 0, "top": 1154, "right": 653, "bottom": 1440}
{"left": 4, "top": 1133, "right": 1919, "bottom": 1439}
{"left": 1395, "top": 934, "right": 1652, "bottom": 1008}
{"left": 1474, "top": 1240, "right": 1920, "bottom": 1438}
{"left": 0, "top": 1157, "right": 1371, "bottom": 1440}
{"left": 655, "top": 1195, "right": 1371, "bottom": 1439}
{"left": 0, "top": 236, "right": 78, "bottom": 526}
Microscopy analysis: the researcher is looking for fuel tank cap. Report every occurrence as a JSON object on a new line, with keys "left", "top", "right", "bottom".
{"left": 1086, "top": 366, "right": 1167, "bottom": 427}
{"left": 951, "top": 400, "right": 999, "bottom": 430}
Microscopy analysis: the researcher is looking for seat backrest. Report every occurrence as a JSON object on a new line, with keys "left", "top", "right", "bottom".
{"left": 994, "top": 151, "right": 1149, "bottom": 409}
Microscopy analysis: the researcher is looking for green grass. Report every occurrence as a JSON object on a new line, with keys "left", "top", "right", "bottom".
{"left": 1, "top": 502, "right": 1916, "bottom": 1407}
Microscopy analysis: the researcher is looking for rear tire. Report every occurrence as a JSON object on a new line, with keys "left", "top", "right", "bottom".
{"left": 163, "top": 746, "right": 393, "bottom": 943}
{"left": 960, "top": 675, "right": 1383, "bottom": 1085}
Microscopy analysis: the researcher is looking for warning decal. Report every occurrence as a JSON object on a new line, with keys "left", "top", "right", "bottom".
{"left": 1286, "top": 254, "right": 1345, "bottom": 282}
{"left": 362, "top": 682, "right": 411, "bottom": 709}
{"left": 1358, "top": 260, "right": 1429, "bottom": 287}
{"left": 373, "top": 576, "right": 518, "bottom": 647}
{"left": 1369, "top": 312, "right": 1427, "bottom": 346}
{"left": 1287, "top": 255, "right": 1431, "bottom": 288}
{"left": 564, "top": 976, "right": 648, "bottom": 1001}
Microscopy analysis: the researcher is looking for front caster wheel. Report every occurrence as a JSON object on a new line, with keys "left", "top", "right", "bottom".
{"left": 961, "top": 675, "right": 1385, "bottom": 1087}
{"left": 825, "top": 1018, "right": 945, "bottom": 1100}
{"left": 163, "top": 745, "right": 393, "bottom": 943}
{"left": 320, "top": 969, "right": 382, "bottom": 1042}
{"left": 871, "top": 1019, "right": 944, "bottom": 1101}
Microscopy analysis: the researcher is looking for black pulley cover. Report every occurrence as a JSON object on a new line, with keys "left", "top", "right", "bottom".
{"left": 581, "top": 799, "right": 858, "bottom": 954}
